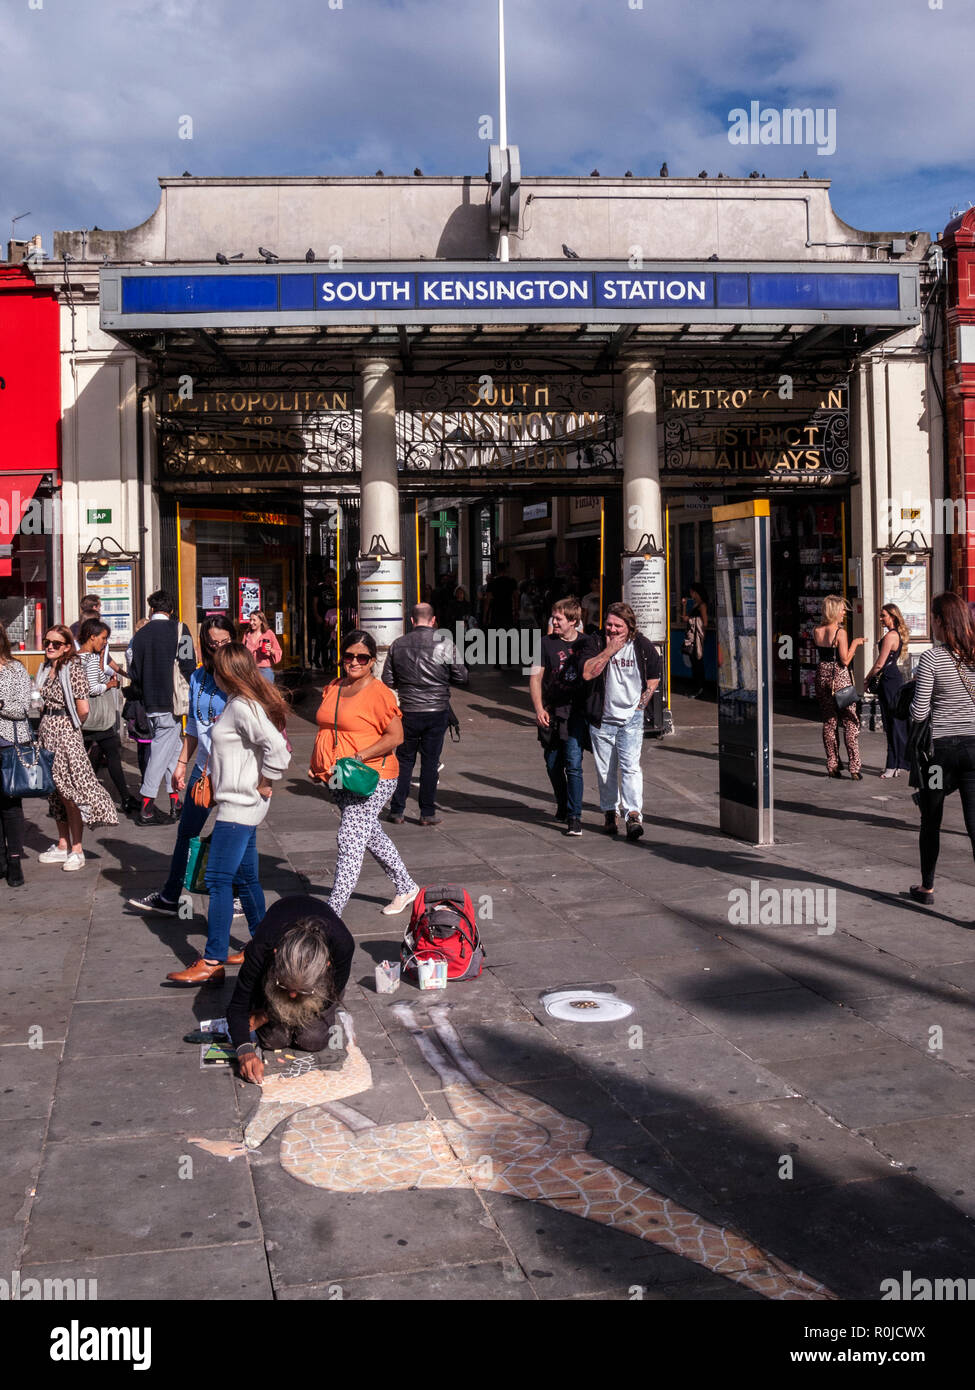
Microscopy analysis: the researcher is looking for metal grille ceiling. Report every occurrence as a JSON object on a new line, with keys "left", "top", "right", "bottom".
{"left": 113, "top": 317, "right": 886, "bottom": 374}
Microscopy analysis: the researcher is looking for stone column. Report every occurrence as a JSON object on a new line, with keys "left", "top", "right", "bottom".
{"left": 358, "top": 358, "right": 403, "bottom": 649}
{"left": 622, "top": 361, "right": 662, "bottom": 552}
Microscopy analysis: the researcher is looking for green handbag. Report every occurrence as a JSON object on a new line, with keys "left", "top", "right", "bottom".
{"left": 184, "top": 833, "right": 212, "bottom": 894}
{"left": 327, "top": 689, "right": 382, "bottom": 797}
{"left": 329, "top": 756, "right": 380, "bottom": 796}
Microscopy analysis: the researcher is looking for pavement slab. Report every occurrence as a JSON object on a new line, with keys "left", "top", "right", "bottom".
{"left": 860, "top": 1113, "right": 975, "bottom": 1218}
{"left": 23, "top": 1132, "right": 262, "bottom": 1262}
{"left": 275, "top": 1259, "right": 534, "bottom": 1300}
{"left": 0, "top": 1043, "right": 62, "bottom": 1122}
{"left": 591, "top": 1034, "right": 794, "bottom": 1115}
{"left": 251, "top": 1171, "right": 509, "bottom": 1288}
{"left": 47, "top": 1054, "right": 241, "bottom": 1142}
{"left": 771, "top": 1042, "right": 975, "bottom": 1130}
{"left": 19, "top": 1243, "right": 274, "bottom": 1300}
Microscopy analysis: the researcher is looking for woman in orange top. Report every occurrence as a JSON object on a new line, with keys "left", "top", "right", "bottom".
{"left": 310, "top": 628, "right": 419, "bottom": 917}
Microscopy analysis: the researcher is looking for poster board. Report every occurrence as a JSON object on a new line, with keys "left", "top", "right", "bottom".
{"left": 879, "top": 555, "right": 929, "bottom": 640}
{"left": 358, "top": 555, "right": 405, "bottom": 647}
{"left": 201, "top": 576, "right": 229, "bottom": 611}
{"left": 238, "top": 578, "right": 261, "bottom": 623}
{"left": 622, "top": 553, "right": 667, "bottom": 643}
{"left": 79, "top": 560, "right": 138, "bottom": 647}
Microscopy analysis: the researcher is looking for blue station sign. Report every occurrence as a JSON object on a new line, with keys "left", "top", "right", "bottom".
{"left": 102, "top": 261, "right": 917, "bottom": 330}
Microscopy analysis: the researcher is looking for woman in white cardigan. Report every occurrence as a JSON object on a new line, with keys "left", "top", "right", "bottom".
{"left": 167, "top": 643, "right": 291, "bottom": 986}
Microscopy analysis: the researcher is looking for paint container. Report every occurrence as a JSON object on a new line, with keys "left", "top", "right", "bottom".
{"left": 417, "top": 956, "right": 448, "bottom": 991}
{"left": 375, "top": 960, "right": 400, "bottom": 994}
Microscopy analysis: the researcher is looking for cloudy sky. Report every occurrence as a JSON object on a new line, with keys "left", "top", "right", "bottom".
{"left": 2, "top": 0, "right": 971, "bottom": 253}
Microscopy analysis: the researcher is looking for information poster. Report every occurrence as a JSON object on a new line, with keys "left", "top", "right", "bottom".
{"left": 82, "top": 562, "right": 135, "bottom": 645}
{"left": 881, "top": 558, "right": 928, "bottom": 638}
{"left": 622, "top": 553, "right": 667, "bottom": 643}
{"left": 238, "top": 577, "right": 261, "bottom": 622}
{"left": 201, "top": 576, "right": 229, "bottom": 610}
{"left": 358, "top": 555, "right": 405, "bottom": 647}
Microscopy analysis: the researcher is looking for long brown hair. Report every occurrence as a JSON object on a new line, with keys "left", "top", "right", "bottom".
{"left": 932, "top": 592, "right": 975, "bottom": 665}
{"left": 44, "top": 625, "right": 78, "bottom": 674}
{"left": 0, "top": 621, "right": 12, "bottom": 663}
{"left": 881, "top": 603, "right": 910, "bottom": 651}
{"left": 213, "top": 642, "right": 289, "bottom": 731}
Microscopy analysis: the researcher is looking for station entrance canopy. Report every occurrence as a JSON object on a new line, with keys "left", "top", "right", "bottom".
{"left": 100, "top": 259, "right": 919, "bottom": 496}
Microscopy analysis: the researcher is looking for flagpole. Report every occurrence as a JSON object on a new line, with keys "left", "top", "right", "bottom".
{"left": 498, "top": 0, "right": 509, "bottom": 262}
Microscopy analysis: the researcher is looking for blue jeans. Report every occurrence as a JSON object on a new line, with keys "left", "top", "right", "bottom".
{"left": 161, "top": 765, "right": 212, "bottom": 903}
{"left": 589, "top": 708, "right": 645, "bottom": 816}
{"left": 542, "top": 712, "right": 586, "bottom": 819}
{"left": 259, "top": 668, "right": 275, "bottom": 683}
{"left": 203, "top": 820, "right": 265, "bottom": 961}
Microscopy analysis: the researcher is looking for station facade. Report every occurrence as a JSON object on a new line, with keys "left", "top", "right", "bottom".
{"left": 28, "top": 171, "right": 943, "bottom": 703}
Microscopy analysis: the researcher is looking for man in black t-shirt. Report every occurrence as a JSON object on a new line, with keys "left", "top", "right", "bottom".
{"left": 528, "top": 596, "right": 595, "bottom": 836}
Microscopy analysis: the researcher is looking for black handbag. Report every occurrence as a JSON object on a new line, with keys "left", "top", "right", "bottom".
{"left": 1, "top": 722, "right": 55, "bottom": 799}
{"left": 833, "top": 680, "right": 860, "bottom": 712}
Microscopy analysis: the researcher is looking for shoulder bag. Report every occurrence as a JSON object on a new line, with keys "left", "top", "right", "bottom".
{"left": 829, "top": 630, "right": 860, "bottom": 711}
{"left": 0, "top": 719, "right": 55, "bottom": 799}
{"left": 327, "top": 688, "right": 381, "bottom": 796}
{"left": 172, "top": 623, "right": 192, "bottom": 718}
{"left": 190, "top": 758, "right": 213, "bottom": 808}
{"left": 190, "top": 702, "right": 219, "bottom": 809}
{"left": 82, "top": 662, "right": 118, "bottom": 734}
{"left": 682, "top": 614, "right": 704, "bottom": 658}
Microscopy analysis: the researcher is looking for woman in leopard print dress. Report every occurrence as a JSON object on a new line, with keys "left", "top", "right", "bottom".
{"left": 36, "top": 626, "right": 117, "bottom": 871}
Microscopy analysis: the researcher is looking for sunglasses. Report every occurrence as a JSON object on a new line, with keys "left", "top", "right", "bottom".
{"left": 44, "top": 639, "right": 67, "bottom": 649}
{"left": 342, "top": 652, "right": 371, "bottom": 665}
{"left": 274, "top": 980, "right": 315, "bottom": 996}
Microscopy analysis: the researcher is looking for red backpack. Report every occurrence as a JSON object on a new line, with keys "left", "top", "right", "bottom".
{"left": 400, "top": 884, "right": 484, "bottom": 982}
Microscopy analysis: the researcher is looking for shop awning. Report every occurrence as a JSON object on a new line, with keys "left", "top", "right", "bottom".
{"left": 0, "top": 474, "right": 44, "bottom": 578}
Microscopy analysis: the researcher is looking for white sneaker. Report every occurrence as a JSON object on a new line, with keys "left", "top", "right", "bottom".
{"left": 381, "top": 887, "right": 420, "bottom": 916}
{"left": 62, "top": 852, "right": 85, "bottom": 872}
{"left": 38, "top": 844, "right": 68, "bottom": 864}
{"left": 232, "top": 897, "right": 244, "bottom": 917}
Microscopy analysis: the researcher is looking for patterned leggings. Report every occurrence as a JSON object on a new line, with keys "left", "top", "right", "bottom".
{"left": 327, "top": 776, "right": 418, "bottom": 915}
{"left": 816, "top": 663, "right": 861, "bottom": 774}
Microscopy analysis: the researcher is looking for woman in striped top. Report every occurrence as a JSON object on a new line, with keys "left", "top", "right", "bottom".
{"left": 77, "top": 619, "right": 138, "bottom": 812}
{"left": 908, "top": 592, "right": 975, "bottom": 904}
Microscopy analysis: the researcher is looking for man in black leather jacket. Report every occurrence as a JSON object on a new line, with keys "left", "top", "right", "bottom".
{"left": 381, "top": 604, "right": 468, "bottom": 825}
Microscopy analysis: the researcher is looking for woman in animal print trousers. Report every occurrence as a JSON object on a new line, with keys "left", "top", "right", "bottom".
{"left": 308, "top": 629, "right": 420, "bottom": 918}
{"left": 328, "top": 776, "right": 418, "bottom": 916}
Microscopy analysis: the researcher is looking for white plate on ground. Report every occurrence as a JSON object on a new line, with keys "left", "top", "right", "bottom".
{"left": 541, "top": 989, "right": 633, "bottom": 1022}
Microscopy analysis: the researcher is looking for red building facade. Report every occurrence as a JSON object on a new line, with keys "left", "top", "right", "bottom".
{"left": 943, "top": 209, "right": 975, "bottom": 600}
{"left": 0, "top": 264, "right": 61, "bottom": 646}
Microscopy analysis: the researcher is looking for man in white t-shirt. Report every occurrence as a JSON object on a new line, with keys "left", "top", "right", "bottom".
{"left": 582, "top": 602, "right": 662, "bottom": 840}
